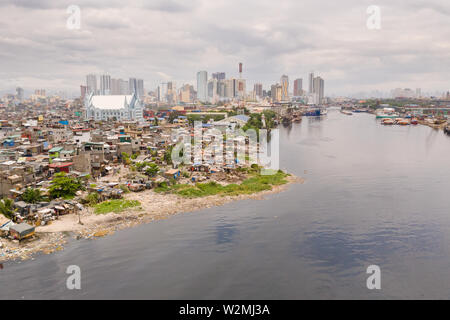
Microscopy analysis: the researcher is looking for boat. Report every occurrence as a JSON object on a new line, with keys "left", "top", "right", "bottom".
{"left": 320, "top": 109, "right": 328, "bottom": 115}
{"left": 303, "top": 109, "right": 321, "bottom": 116}
{"left": 411, "top": 118, "right": 418, "bottom": 125}
{"left": 340, "top": 109, "right": 352, "bottom": 115}
{"left": 381, "top": 118, "right": 394, "bottom": 125}
{"left": 375, "top": 107, "right": 399, "bottom": 119}
{"left": 397, "top": 119, "right": 410, "bottom": 125}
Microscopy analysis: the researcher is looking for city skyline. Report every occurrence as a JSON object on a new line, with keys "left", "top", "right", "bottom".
{"left": 1, "top": 0, "right": 450, "bottom": 97}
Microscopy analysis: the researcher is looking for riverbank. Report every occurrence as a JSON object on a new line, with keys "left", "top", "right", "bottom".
{"left": 0, "top": 173, "right": 303, "bottom": 263}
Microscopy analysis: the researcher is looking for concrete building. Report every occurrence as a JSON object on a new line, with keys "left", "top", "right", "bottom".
{"left": 86, "top": 74, "right": 97, "bottom": 95}
{"left": 197, "top": 71, "right": 208, "bottom": 102}
{"left": 99, "top": 74, "right": 111, "bottom": 95}
{"left": 293, "top": 78, "right": 303, "bottom": 96}
{"left": 281, "top": 75, "right": 289, "bottom": 101}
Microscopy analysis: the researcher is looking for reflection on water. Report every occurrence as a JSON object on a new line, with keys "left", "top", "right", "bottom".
{"left": 1, "top": 110, "right": 450, "bottom": 299}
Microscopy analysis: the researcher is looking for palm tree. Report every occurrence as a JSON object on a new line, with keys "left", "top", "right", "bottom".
{"left": 0, "top": 198, "right": 16, "bottom": 220}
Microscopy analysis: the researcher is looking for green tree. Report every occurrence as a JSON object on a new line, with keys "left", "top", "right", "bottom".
{"left": 0, "top": 198, "right": 16, "bottom": 219}
{"left": 49, "top": 172, "right": 83, "bottom": 199}
{"left": 22, "top": 188, "right": 44, "bottom": 204}
{"left": 145, "top": 163, "right": 159, "bottom": 177}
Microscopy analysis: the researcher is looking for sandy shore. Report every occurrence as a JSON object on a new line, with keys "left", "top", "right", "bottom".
{"left": 0, "top": 175, "right": 304, "bottom": 263}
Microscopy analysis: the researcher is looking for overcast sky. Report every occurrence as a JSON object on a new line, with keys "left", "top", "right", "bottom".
{"left": 1, "top": 0, "right": 449, "bottom": 97}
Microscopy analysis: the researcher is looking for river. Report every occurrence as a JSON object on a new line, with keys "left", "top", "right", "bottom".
{"left": 1, "top": 109, "right": 450, "bottom": 299}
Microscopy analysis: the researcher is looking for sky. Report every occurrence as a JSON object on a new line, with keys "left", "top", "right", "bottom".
{"left": 0, "top": 0, "right": 450, "bottom": 98}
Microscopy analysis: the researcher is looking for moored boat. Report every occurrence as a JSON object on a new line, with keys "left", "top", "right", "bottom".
{"left": 340, "top": 109, "right": 353, "bottom": 115}
{"left": 382, "top": 118, "right": 394, "bottom": 125}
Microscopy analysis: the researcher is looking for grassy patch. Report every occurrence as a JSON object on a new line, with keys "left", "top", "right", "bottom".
{"left": 94, "top": 199, "right": 141, "bottom": 215}
{"left": 158, "top": 170, "right": 289, "bottom": 198}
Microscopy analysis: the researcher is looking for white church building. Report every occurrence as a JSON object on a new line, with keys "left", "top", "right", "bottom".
{"left": 84, "top": 93, "right": 144, "bottom": 122}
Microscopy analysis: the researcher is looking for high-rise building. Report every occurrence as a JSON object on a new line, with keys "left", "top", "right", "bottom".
{"left": 281, "top": 75, "right": 289, "bottom": 101}
{"left": 34, "top": 89, "right": 46, "bottom": 96}
{"left": 208, "top": 79, "right": 219, "bottom": 103}
{"left": 86, "top": 74, "right": 97, "bottom": 95}
{"left": 308, "top": 72, "right": 314, "bottom": 94}
{"left": 111, "top": 79, "right": 120, "bottom": 95}
{"left": 100, "top": 74, "right": 111, "bottom": 95}
{"left": 16, "top": 87, "right": 24, "bottom": 101}
{"left": 137, "top": 79, "right": 144, "bottom": 98}
{"left": 180, "top": 84, "right": 196, "bottom": 103}
{"left": 212, "top": 72, "right": 226, "bottom": 81}
{"left": 129, "top": 78, "right": 136, "bottom": 95}
{"left": 197, "top": 71, "right": 208, "bottom": 102}
{"left": 313, "top": 76, "right": 324, "bottom": 104}
{"left": 80, "top": 85, "right": 87, "bottom": 100}
{"left": 254, "top": 83, "right": 263, "bottom": 98}
{"left": 293, "top": 78, "right": 303, "bottom": 96}
{"left": 271, "top": 84, "right": 282, "bottom": 102}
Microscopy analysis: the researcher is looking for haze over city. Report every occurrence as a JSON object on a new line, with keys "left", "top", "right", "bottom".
{"left": 1, "top": 0, "right": 450, "bottom": 97}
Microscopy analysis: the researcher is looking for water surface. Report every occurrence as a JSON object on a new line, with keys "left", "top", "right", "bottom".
{"left": 1, "top": 110, "right": 450, "bottom": 299}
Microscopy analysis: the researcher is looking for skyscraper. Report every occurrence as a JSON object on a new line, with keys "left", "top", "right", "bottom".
{"left": 293, "top": 78, "right": 303, "bottom": 96}
{"left": 308, "top": 72, "right": 314, "bottom": 94}
{"left": 100, "top": 74, "right": 111, "bottom": 95}
{"left": 129, "top": 78, "right": 137, "bottom": 96}
{"left": 197, "top": 71, "right": 208, "bottom": 102}
{"left": 111, "top": 78, "right": 120, "bottom": 95}
{"left": 313, "top": 76, "right": 324, "bottom": 104}
{"left": 212, "top": 72, "right": 226, "bottom": 80}
{"left": 86, "top": 74, "right": 97, "bottom": 95}
{"left": 280, "top": 75, "right": 289, "bottom": 101}
{"left": 137, "top": 79, "right": 144, "bottom": 97}
{"left": 254, "top": 83, "right": 263, "bottom": 98}
{"left": 16, "top": 87, "right": 24, "bottom": 101}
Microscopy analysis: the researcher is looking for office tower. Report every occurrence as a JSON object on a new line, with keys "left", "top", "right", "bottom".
{"left": 271, "top": 84, "right": 282, "bottom": 102}
{"left": 281, "top": 75, "right": 289, "bottom": 101}
{"left": 111, "top": 78, "right": 120, "bottom": 95}
{"left": 293, "top": 78, "right": 303, "bottom": 96}
{"left": 208, "top": 79, "right": 218, "bottom": 103}
{"left": 180, "top": 84, "right": 196, "bottom": 103}
{"left": 416, "top": 88, "right": 421, "bottom": 98}
{"left": 313, "top": 76, "right": 324, "bottom": 104}
{"left": 197, "top": 71, "right": 208, "bottom": 102}
{"left": 137, "top": 79, "right": 144, "bottom": 97}
{"left": 224, "top": 79, "right": 234, "bottom": 98}
{"left": 212, "top": 72, "right": 226, "bottom": 81}
{"left": 100, "top": 74, "right": 111, "bottom": 95}
{"left": 35, "top": 89, "right": 46, "bottom": 96}
{"left": 119, "top": 79, "right": 128, "bottom": 95}
{"left": 80, "top": 85, "right": 87, "bottom": 100}
{"left": 236, "top": 79, "right": 246, "bottom": 99}
{"left": 86, "top": 74, "right": 97, "bottom": 95}
{"left": 166, "top": 81, "right": 176, "bottom": 103}
{"left": 239, "top": 63, "right": 243, "bottom": 78}
{"left": 129, "top": 78, "right": 137, "bottom": 95}
{"left": 16, "top": 87, "right": 24, "bottom": 101}
{"left": 308, "top": 72, "right": 314, "bottom": 93}
{"left": 254, "top": 83, "right": 263, "bottom": 98}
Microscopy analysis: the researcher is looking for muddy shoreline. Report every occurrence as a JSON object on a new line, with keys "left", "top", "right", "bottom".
{"left": 0, "top": 175, "right": 304, "bottom": 263}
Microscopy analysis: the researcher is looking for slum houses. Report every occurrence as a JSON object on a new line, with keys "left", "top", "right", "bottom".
{"left": 0, "top": 108, "right": 253, "bottom": 241}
